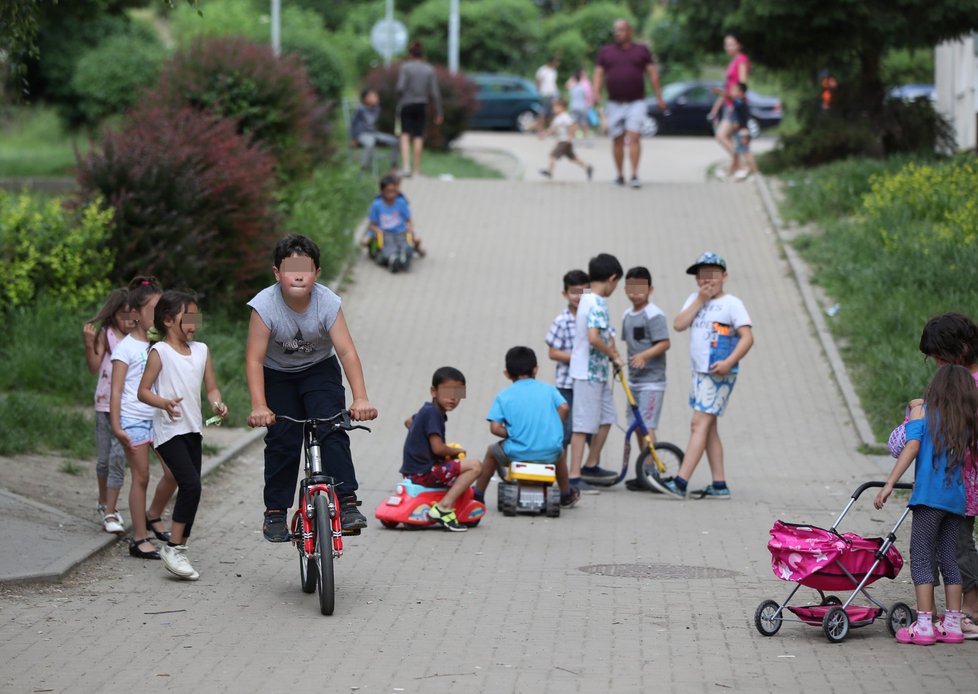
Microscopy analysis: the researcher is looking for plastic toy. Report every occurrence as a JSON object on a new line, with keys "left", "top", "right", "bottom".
{"left": 374, "top": 479, "right": 485, "bottom": 529}
{"left": 496, "top": 460, "right": 561, "bottom": 518}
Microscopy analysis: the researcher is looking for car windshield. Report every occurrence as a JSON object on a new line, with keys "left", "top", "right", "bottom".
{"left": 662, "top": 83, "right": 690, "bottom": 101}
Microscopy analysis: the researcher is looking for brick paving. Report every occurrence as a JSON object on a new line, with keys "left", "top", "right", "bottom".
{"left": 1, "top": 134, "right": 975, "bottom": 693}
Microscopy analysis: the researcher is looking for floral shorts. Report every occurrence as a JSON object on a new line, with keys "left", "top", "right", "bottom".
{"left": 689, "top": 372, "right": 737, "bottom": 416}
{"left": 409, "top": 459, "right": 462, "bottom": 488}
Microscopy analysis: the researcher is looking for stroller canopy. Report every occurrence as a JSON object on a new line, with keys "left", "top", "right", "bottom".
{"left": 768, "top": 520, "right": 903, "bottom": 591}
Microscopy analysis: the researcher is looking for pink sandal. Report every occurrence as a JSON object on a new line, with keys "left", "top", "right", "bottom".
{"left": 895, "top": 621, "right": 937, "bottom": 646}
{"left": 934, "top": 618, "right": 965, "bottom": 644}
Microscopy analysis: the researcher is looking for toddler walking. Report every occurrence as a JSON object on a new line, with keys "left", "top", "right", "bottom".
{"left": 875, "top": 364, "right": 978, "bottom": 645}
{"left": 138, "top": 291, "right": 227, "bottom": 580}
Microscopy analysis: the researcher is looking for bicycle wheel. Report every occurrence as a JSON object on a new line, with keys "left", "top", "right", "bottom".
{"left": 635, "top": 442, "right": 684, "bottom": 493}
{"left": 294, "top": 512, "right": 316, "bottom": 594}
{"left": 314, "top": 493, "right": 335, "bottom": 615}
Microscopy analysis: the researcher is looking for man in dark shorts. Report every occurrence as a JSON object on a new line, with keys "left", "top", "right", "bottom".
{"left": 396, "top": 41, "right": 443, "bottom": 178}
{"left": 592, "top": 19, "right": 667, "bottom": 189}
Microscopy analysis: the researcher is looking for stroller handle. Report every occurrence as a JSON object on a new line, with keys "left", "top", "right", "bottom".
{"left": 851, "top": 481, "right": 912, "bottom": 500}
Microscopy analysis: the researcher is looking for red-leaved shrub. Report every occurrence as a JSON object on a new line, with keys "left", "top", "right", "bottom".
{"left": 361, "top": 64, "right": 478, "bottom": 150}
{"left": 153, "top": 36, "right": 333, "bottom": 178}
{"left": 76, "top": 105, "right": 278, "bottom": 302}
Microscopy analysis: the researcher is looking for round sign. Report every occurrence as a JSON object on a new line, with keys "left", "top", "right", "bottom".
{"left": 370, "top": 19, "right": 408, "bottom": 57}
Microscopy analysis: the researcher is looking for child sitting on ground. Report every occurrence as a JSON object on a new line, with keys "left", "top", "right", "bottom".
{"left": 401, "top": 367, "right": 482, "bottom": 532}
{"left": 472, "top": 346, "right": 577, "bottom": 508}
{"left": 363, "top": 174, "right": 424, "bottom": 269}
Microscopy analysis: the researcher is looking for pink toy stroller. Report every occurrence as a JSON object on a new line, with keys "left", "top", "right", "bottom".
{"left": 755, "top": 481, "right": 916, "bottom": 643}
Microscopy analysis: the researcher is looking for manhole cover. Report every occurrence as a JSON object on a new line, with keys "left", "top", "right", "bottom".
{"left": 579, "top": 563, "right": 741, "bottom": 580}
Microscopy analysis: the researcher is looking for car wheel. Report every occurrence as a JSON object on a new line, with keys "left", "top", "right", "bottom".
{"left": 640, "top": 114, "right": 659, "bottom": 138}
{"left": 515, "top": 110, "right": 538, "bottom": 133}
{"left": 748, "top": 118, "right": 761, "bottom": 140}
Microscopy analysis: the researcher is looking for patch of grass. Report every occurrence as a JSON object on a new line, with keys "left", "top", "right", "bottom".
{"left": 419, "top": 149, "right": 503, "bottom": 179}
{"left": 781, "top": 155, "right": 978, "bottom": 441}
{"left": 202, "top": 443, "right": 221, "bottom": 456}
{"left": 0, "top": 393, "right": 95, "bottom": 458}
{"left": 60, "top": 461, "right": 84, "bottom": 476}
{"left": 0, "top": 107, "right": 87, "bottom": 177}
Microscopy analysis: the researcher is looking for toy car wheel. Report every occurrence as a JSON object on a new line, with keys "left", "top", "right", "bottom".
{"left": 754, "top": 600, "right": 783, "bottom": 636}
{"left": 822, "top": 606, "right": 849, "bottom": 643}
{"left": 379, "top": 520, "right": 399, "bottom": 529}
{"left": 545, "top": 485, "right": 560, "bottom": 518}
{"left": 635, "top": 442, "right": 684, "bottom": 493}
{"left": 464, "top": 519, "right": 481, "bottom": 528}
{"left": 500, "top": 484, "right": 518, "bottom": 517}
{"left": 887, "top": 601, "right": 915, "bottom": 637}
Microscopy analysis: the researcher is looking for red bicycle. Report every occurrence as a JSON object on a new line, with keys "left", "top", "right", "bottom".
{"left": 277, "top": 412, "right": 370, "bottom": 615}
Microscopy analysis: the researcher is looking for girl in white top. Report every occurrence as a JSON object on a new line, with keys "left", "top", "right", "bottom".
{"left": 110, "top": 276, "right": 177, "bottom": 560}
{"left": 138, "top": 291, "right": 227, "bottom": 580}
{"left": 83, "top": 287, "right": 132, "bottom": 533}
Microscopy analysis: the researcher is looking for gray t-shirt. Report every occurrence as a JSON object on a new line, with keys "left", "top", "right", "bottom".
{"left": 247, "top": 283, "right": 341, "bottom": 372}
{"left": 396, "top": 60, "right": 443, "bottom": 115}
{"left": 622, "top": 303, "right": 668, "bottom": 389}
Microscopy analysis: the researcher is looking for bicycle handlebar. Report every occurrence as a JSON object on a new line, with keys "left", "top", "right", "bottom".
{"left": 276, "top": 411, "right": 371, "bottom": 433}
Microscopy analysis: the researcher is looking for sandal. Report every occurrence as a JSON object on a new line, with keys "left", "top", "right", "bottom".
{"left": 147, "top": 516, "right": 171, "bottom": 542}
{"left": 129, "top": 538, "right": 161, "bottom": 560}
{"left": 895, "top": 621, "right": 937, "bottom": 646}
{"left": 959, "top": 616, "right": 978, "bottom": 640}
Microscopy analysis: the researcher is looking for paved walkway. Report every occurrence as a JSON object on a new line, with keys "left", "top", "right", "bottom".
{"left": 1, "top": 134, "right": 974, "bottom": 693}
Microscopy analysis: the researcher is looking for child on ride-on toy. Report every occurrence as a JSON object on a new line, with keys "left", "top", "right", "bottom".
{"left": 473, "top": 346, "right": 577, "bottom": 507}
{"left": 363, "top": 174, "right": 423, "bottom": 271}
{"left": 401, "top": 367, "right": 483, "bottom": 531}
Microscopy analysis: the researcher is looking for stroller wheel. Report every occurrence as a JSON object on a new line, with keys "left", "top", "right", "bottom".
{"left": 754, "top": 599, "right": 783, "bottom": 636}
{"left": 887, "top": 601, "right": 915, "bottom": 637}
{"left": 822, "top": 606, "right": 850, "bottom": 643}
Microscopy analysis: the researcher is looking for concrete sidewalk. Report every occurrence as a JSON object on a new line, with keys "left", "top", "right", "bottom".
{"left": 2, "top": 134, "right": 974, "bottom": 693}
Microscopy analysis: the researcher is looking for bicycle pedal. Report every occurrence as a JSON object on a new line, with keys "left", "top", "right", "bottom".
{"left": 341, "top": 528, "right": 362, "bottom": 537}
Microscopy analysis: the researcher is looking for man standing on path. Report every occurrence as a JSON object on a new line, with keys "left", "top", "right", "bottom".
{"left": 592, "top": 19, "right": 666, "bottom": 189}
{"left": 535, "top": 56, "right": 559, "bottom": 129}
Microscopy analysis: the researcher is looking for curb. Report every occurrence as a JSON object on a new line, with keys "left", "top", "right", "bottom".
{"left": 451, "top": 143, "right": 525, "bottom": 181}
{"left": 1, "top": 427, "right": 265, "bottom": 586}
{"left": 753, "top": 172, "right": 879, "bottom": 449}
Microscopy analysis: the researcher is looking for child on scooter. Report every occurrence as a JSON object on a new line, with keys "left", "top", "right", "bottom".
{"left": 401, "top": 367, "right": 483, "bottom": 532}
{"left": 472, "top": 346, "right": 576, "bottom": 507}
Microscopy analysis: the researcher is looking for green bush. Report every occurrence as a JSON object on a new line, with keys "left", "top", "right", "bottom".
{"left": 0, "top": 192, "right": 114, "bottom": 311}
{"left": 275, "top": 166, "right": 374, "bottom": 282}
{"left": 70, "top": 34, "right": 166, "bottom": 129}
{"left": 154, "top": 36, "right": 332, "bottom": 179}
{"left": 789, "top": 156, "right": 977, "bottom": 437}
{"left": 545, "top": 30, "right": 590, "bottom": 73}
{"left": 409, "top": 0, "right": 541, "bottom": 74}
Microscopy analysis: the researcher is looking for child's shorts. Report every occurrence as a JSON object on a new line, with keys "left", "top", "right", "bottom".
{"left": 627, "top": 388, "right": 665, "bottom": 431}
{"left": 409, "top": 459, "right": 462, "bottom": 488}
{"left": 550, "top": 141, "right": 577, "bottom": 161}
{"left": 571, "top": 379, "right": 617, "bottom": 434}
{"left": 119, "top": 416, "right": 153, "bottom": 448}
{"left": 734, "top": 131, "right": 749, "bottom": 154}
{"left": 689, "top": 372, "right": 737, "bottom": 416}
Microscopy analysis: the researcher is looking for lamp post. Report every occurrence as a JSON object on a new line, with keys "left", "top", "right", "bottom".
{"left": 448, "top": 0, "right": 459, "bottom": 74}
{"left": 271, "top": 0, "right": 281, "bottom": 57}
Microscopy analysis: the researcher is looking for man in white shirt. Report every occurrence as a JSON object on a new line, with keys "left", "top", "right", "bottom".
{"left": 535, "top": 56, "right": 560, "bottom": 128}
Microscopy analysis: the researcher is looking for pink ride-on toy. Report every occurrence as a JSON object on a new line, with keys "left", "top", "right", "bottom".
{"left": 374, "top": 479, "right": 485, "bottom": 529}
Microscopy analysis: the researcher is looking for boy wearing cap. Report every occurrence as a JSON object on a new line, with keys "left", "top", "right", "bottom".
{"left": 664, "top": 252, "right": 753, "bottom": 500}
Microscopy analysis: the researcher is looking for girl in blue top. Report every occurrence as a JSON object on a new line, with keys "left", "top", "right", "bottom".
{"left": 875, "top": 364, "right": 978, "bottom": 645}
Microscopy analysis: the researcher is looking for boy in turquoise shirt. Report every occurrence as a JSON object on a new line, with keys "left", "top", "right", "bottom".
{"left": 473, "top": 346, "right": 579, "bottom": 507}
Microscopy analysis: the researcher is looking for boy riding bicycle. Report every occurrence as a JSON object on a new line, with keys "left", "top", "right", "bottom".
{"left": 246, "top": 235, "right": 378, "bottom": 541}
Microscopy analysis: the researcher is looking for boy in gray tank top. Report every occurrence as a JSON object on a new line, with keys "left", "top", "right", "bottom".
{"left": 246, "top": 235, "right": 378, "bottom": 541}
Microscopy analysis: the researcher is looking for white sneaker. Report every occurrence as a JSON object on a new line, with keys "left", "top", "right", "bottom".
{"left": 161, "top": 544, "right": 198, "bottom": 580}
{"left": 102, "top": 512, "right": 125, "bottom": 534}
{"left": 734, "top": 169, "right": 752, "bottom": 181}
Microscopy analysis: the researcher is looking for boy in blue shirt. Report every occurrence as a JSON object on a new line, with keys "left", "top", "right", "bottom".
{"left": 473, "top": 346, "right": 579, "bottom": 507}
{"left": 401, "top": 366, "right": 483, "bottom": 532}
{"left": 365, "top": 174, "right": 422, "bottom": 271}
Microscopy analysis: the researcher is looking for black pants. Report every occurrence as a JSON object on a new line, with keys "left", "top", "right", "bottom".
{"left": 155, "top": 433, "right": 203, "bottom": 538}
{"left": 263, "top": 357, "right": 357, "bottom": 511}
